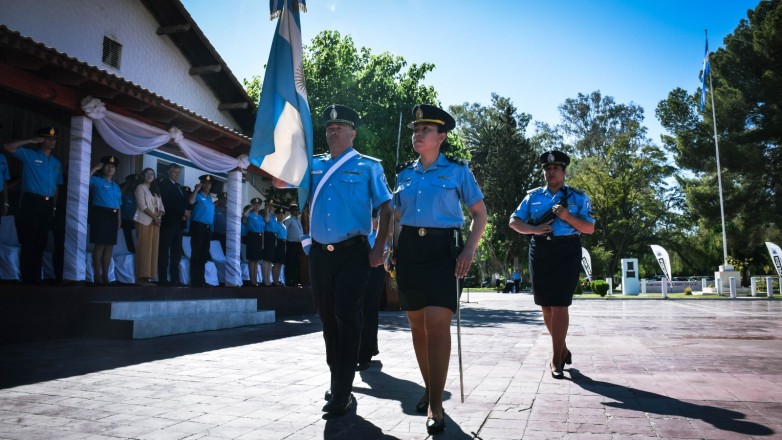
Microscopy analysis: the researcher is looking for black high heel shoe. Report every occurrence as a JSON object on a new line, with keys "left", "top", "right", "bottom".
{"left": 550, "top": 362, "right": 564, "bottom": 379}
{"left": 426, "top": 412, "right": 446, "bottom": 434}
{"left": 560, "top": 349, "right": 572, "bottom": 370}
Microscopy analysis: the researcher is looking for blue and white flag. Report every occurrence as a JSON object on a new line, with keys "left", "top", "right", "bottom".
{"left": 249, "top": 0, "right": 313, "bottom": 208}
{"left": 700, "top": 36, "right": 710, "bottom": 111}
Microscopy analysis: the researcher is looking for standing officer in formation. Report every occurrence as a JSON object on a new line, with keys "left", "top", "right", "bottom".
{"left": 308, "top": 104, "right": 392, "bottom": 416}
{"left": 188, "top": 174, "right": 215, "bottom": 287}
{"left": 392, "top": 104, "right": 487, "bottom": 434}
{"left": 212, "top": 192, "right": 228, "bottom": 254}
{"left": 242, "top": 198, "right": 265, "bottom": 286}
{"left": 3, "top": 127, "right": 63, "bottom": 285}
{"left": 158, "top": 163, "right": 188, "bottom": 286}
{"left": 272, "top": 208, "right": 287, "bottom": 286}
{"left": 509, "top": 150, "right": 595, "bottom": 379}
{"left": 282, "top": 203, "right": 304, "bottom": 286}
{"left": 261, "top": 203, "right": 279, "bottom": 286}
{"left": 88, "top": 155, "right": 122, "bottom": 285}
{"left": 0, "top": 148, "right": 9, "bottom": 221}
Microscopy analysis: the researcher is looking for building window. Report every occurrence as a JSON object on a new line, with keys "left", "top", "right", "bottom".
{"left": 102, "top": 36, "right": 122, "bottom": 69}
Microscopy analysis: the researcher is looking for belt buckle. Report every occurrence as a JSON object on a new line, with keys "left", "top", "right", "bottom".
{"left": 326, "top": 244, "right": 335, "bottom": 252}
{"left": 418, "top": 228, "right": 426, "bottom": 237}
{"left": 546, "top": 236, "right": 552, "bottom": 241}
{"left": 44, "top": 196, "right": 50, "bottom": 201}
{"left": 112, "top": 209, "right": 118, "bottom": 213}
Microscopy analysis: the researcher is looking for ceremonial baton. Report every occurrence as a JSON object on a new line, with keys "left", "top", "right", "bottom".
{"left": 386, "top": 113, "right": 403, "bottom": 281}
{"left": 455, "top": 229, "right": 465, "bottom": 403}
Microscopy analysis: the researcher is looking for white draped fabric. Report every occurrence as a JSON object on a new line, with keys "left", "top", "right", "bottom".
{"left": 81, "top": 97, "right": 250, "bottom": 173}
{"left": 61, "top": 97, "right": 250, "bottom": 284}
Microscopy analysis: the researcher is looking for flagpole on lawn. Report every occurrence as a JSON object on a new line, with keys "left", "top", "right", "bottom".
{"left": 704, "top": 29, "right": 730, "bottom": 269}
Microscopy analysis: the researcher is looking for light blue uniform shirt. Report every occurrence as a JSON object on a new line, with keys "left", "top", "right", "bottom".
{"left": 394, "top": 153, "right": 483, "bottom": 228}
{"left": 264, "top": 214, "right": 279, "bottom": 233}
{"left": 0, "top": 154, "right": 9, "bottom": 191}
{"left": 511, "top": 185, "right": 595, "bottom": 236}
{"left": 191, "top": 191, "right": 215, "bottom": 227}
{"left": 89, "top": 176, "right": 121, "bottom": 209}
{"left": 12, "top": 146, "right": 63, "bottom": 196}
{"left": 245, "top": 211, "right": 265, "bottom": 233}
{"left": 309, "top": 148, "right": 392, "bottom": 244}
{"left": 275, "top": 221, "right": 287, "bottom": 240}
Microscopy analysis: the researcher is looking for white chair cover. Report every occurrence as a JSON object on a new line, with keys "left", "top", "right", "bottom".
{"left": 112, "top": 229, "right": 135, "bottom": 284}
{"left": 0, "top": 216, "right": 20, "bottom": 280}
{"left": 210, "top": 240, "right": 226, "bottom": 284}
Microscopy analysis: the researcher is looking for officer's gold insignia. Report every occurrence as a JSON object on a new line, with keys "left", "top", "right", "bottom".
{"left": 415, "top": 107, "right": 424, "bottom": 120}
{"left": 48, "top": 127, "right": 55, "bottom": 136}
{"left": 418, "top": 228, "right": 426, "bottom": 237}
{"left": 548, "top": 153, "right": 555, "bottom": 163}
{"left": 330, "top": 107, "right": 338, "bottom": 120}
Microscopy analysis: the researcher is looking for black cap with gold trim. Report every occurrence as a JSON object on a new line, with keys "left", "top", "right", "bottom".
{"left": 407, "top": 104, "right": 456, "bottom": 131}
{"left": 321, "top": 104, "right": 359, "bottom": 128}
{"left": 198, "top": 174, "right": 214, "bottom": 183}
{"left": 539, "top": 150, "right": 570, "bottom": 168}
{"left": 100, "top": 155, "right": 119, "bottom": 166}
{"left": 37, "top": 126, "right": 59, "bottom": 138}
{"left": 250, "top": 197, "right": 262, "bottom": 205}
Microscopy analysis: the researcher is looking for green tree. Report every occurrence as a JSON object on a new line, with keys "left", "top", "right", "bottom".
{"left": 549, "top": 91, "right": 679, "bottom": 279}
{"left": 656, "top": 0, "right": 782, "bottom": 277}
{"left": 450, "top": 95, "right": 538, "bottom": 275}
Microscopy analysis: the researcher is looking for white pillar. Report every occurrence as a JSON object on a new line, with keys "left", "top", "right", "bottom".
{"left": 661, "top": 280, "right": 668, "bottom": 299}
{"left": 63, "top": 116, "right": 92, "bottom": 281}
{"left": 640, "top": 279, "right": 647, "bottom": 294}
{"left": 729, "top": 276, "right": 737, "bottom": 299}
{"left": 751, "top": 277, "right": 757, "bottom": 296}
{"left": 701, "top": 278, "right": 708, "bottom": 292}
{"left": 767, "top": 276, "right": 774, "bottom": 298}
{"left": 223, "top": 169, "right": 243, "bottom": 287}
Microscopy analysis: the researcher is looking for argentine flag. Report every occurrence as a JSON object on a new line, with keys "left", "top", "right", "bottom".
{"left": 249, "top": 0, "right": 313, "bottom": 208}
{"left": 700, "top": 37, "right": 709, "bottom": 111}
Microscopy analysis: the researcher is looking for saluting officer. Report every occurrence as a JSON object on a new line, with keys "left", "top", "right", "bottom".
{"left": 3, "top": 127, "right": 64, "bottom": 285}
{"left": 309, "top": 104, "right": 392, "bottom": 416}
{"left": 392, "top": 104, "right": 487, "bottom": 434}
{"left": 509, "top": 150, "right": 595, "bottom": 379}
{"left": 188, "top": 174, "right": 215, "bottom": 287}
{"left": 261, "top": 202, "right": 279, "bottom": 287}
{"left": 0, "top": 149, "right": 9, "bottom": 221}
{"left": 272, "top": 209, "right": 287, "bottom": 286}
{"left": 89, "top": 155, "right": 122, "bottom": 285}
{"left": 242, "top": 197, "right": 265, "bottom": 286}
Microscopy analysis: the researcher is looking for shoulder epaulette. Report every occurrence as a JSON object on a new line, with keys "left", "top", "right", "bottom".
{"left": 565, "top": 185, "right": 584, "bottom": 195}
{"left": 396, "top": 160, "right": 414, "bottom": 173}
{"left": 445, "top": 155, "right": 468, "bottom": 166}
{"left": 359, "top": 153, "right": 382, "bottom": 162}
{"left": 526, "top": 186, "right": 545, "bottom": 194}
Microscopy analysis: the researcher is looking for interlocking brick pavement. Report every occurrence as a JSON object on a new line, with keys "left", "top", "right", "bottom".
{"left": 1, "top": 293, "right": 781, "bottom": 439}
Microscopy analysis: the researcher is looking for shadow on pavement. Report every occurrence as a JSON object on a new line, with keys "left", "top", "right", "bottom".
{"left": 0, "top": 315, "right": 322, "bottom": 389}
{"left": 378, "top": 306, "right": 540, "bottom": 334}
{"left": 570, "top": 369, "right": 775, "bottom": 437}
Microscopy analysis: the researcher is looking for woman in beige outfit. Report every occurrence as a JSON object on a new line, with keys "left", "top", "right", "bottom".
{"left": 133, "top": 168, "right": 164, "bottom": 286}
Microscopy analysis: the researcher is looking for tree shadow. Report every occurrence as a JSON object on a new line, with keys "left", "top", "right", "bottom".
{"left": 378, "top": 306, "right": 540, "bottom": 334}
{"left": 570, "top": 369, "right": 775, "bottom": 436}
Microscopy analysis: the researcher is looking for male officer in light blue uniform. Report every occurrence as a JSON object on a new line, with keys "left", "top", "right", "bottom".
{"left": 309, "top": 104, "right": 392, "bottom": 416}
{"left": 188, "top": 174, "right": 215, "bottom": 287}
{"left": 3, "top": 126, "right": 63, "bottom": 284}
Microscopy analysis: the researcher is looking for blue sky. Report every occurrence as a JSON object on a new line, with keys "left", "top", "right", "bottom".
{"left": 181, "top": 0, "right": 758, "bottom": 144}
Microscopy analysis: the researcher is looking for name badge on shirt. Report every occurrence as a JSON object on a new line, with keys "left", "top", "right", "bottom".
{"left": 35, "top": 160, "right": 43, "bottom": 164}
{"left": 311, "top": 170, "right": 323, "bottom": 175}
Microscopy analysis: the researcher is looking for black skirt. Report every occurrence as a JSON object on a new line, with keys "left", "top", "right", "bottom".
{"left": 529, "top": 235, "right": 581, "bottom": 306}
{"left": 274, "top": 238, "right": 286, "bottom": 263}
{"left": 262, "top": 232, "right": 277, "bottom": 261}
{"left": 246, "top": 232, "right": 263, "bottom": 260}
{"left": 89, "top": 206, "right": 119, "bottom": 245}
{"left": 395, "top": 226, "right": 462, "bottom": 313}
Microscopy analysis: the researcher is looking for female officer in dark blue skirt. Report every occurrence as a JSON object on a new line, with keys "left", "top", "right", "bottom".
{"left": 261, "top": 203, "right": 279, "bottom": 286}
{"left": 188, "top": 175, "right": 215, "bottom": 287}
{"left": 509, "top": 151, "right": 595, "bottom": 379}
{"left": 242, "top": 198, "right": 265, "bottom": 286}
{"left": 89, "top": 155, "right": 122, "bottom": 285}
{"left": 392, "top": 104, "right": 487, "bottom": 434}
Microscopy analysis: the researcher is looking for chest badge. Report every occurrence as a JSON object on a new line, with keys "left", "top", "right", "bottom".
{"left": 418, "top": 228, "right": 427, "bottom": 237}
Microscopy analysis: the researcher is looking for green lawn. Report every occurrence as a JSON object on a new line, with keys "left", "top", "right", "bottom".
{"left": 464, "top": 287, "right": 781, "bottom": 299}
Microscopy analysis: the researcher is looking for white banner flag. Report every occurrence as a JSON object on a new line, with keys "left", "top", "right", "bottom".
{"left": 765, "top": 242, "right": 782, "bottom": 278}
{"left": 581, "top": 247, "right": 592, "bottom": 280}
{"left": 650, "top": 245, "right": 672, "bottom": 282}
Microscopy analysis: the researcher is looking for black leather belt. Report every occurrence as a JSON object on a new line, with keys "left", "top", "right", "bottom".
{"left": 533, "top": 234, "right": 579, "bottom": 242}
{"left": 404, "top": 226, "right": 457, "bottom": 237}
{"left": 193, "top": 221, "right": 211, "bottom": 229}
{"left": 24, "top": 192, "right": 55, "bottom": 201}
{"left": 94, "top": 206, "right": 119, "bottom": 213}
{"left": 313, "top": 235, "right": 367, "bottom": 252}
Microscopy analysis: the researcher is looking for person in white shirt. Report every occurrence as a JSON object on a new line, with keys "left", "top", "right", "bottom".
{"left": 282, "top": 204, "right": 304, "bottom": 286}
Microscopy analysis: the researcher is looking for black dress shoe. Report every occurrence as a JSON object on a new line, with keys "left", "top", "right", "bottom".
{"left": 560, "top": 349, "right": 572, "bottom": 370}
{"left": 356, "top": 361, "right": 370, "bottom": 371}
{"left": 322, "top": 394, "right": 353, "bottom": 415}
{"left": 550, "top": 362, "right": 564, "bottom": 379}
{"left": 426, "top": 413, "right": 446, "bottom": 434}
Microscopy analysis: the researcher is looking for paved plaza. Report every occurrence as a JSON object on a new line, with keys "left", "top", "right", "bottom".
{"left": 1, "top": 292, "right": 781, "bottom": 439}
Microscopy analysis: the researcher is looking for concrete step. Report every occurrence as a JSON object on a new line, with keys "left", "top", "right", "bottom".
{"left": 87, "top": 298, "right": 275, "bottom": 339}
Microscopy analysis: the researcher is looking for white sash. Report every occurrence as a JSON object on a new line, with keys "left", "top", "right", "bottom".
{"left": 309, "top": 149, "right": 359, "bottom": 218}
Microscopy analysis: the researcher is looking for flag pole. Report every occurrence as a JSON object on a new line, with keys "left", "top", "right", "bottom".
{"left": 704, "top": 29, "right": 730, "bottom": 269}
